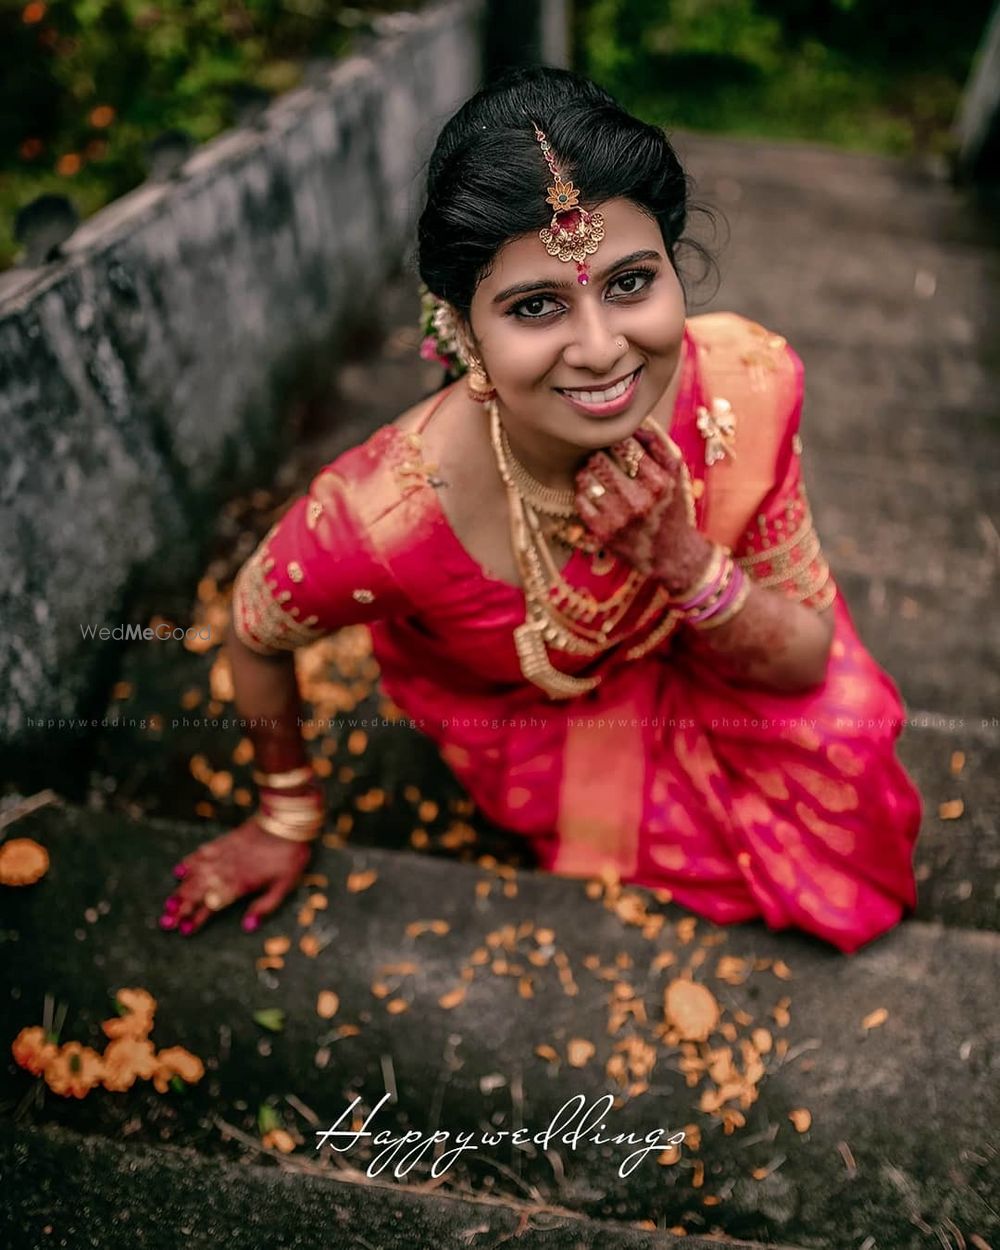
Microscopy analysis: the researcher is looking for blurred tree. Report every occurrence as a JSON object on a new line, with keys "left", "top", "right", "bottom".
{"left": 0, "top": 0, "right": 414, "bottom": 269}
{"left": 574, "top": 0, "right": 994, "bottom": 159}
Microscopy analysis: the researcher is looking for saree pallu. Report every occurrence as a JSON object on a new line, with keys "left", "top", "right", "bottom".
{"left": 232, "top": 312, "right": 923, "bottom": 955}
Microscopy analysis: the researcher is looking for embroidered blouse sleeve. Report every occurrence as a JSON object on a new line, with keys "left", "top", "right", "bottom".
{"left": 731, "top": 343, "right": 837, "bottom": 611}
{"left": 231, "top": 467, "right": 410, "bottom": 655}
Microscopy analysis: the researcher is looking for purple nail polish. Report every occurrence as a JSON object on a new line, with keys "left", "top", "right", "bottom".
{"left": 164, "top": 896, "right": 180, "bottom": 913}
{"left": 159, "top": 914, "right": 177, "bottom": 930}
{"left": 173, "top": 864, "right": 188, "bottom": 879}
{"left": 179, "top": 920, "right": 193, "bottom": 935}
{"left": 241, "top": 915, "right": 260, "bottom": 933}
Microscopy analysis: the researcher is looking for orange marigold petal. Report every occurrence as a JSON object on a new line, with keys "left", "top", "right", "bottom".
{"left": 0, "top": 838, "right": 50, "bottom": 885}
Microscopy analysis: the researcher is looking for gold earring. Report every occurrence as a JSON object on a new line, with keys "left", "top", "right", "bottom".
{"left": 465, "top": 354, "right": 496, "bottom": 404}
{"left": 457, "top": 334, "right": 496, "bottom": 404}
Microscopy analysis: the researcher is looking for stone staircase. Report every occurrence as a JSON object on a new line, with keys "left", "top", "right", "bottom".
{"left": 2, "top": 136, "right": 998, "bottom": 1249}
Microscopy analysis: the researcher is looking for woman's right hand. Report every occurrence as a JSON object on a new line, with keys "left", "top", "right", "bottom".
{"left": 576, "top": 428, "right": 714, "bottom": 595}
{"left": 161, "top": 816, "right": 314, "bottom": 937}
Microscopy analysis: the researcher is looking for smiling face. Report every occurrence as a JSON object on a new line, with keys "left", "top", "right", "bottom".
{"left": 464, "top": 197, "right": 687, "bottom": 480}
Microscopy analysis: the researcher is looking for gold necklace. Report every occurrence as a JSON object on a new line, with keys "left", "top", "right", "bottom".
{"left": 498, "top": 418, "right": 618, "bottom": 571}
{"left": 494, "top": 410, "right": 640, "bottom": 620}
{"left": 490, "top": 401, "right": 659, "bottom": 698}
{"left": 497, "top": 422, "right": 575, "bottom": 517}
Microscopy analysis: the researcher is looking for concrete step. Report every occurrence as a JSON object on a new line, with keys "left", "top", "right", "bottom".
{"left": 85, "top": 560, "right": 999, "bottom": 935}
{"left": 806, "top": 448, "right": 999, "bottom": 592}
{"left": 0, "top": 1122, "right": 807, "bottom": 1250}
{"left": 2, "top": 805, "right": 998, "bottom": 1249}
{"left": 674, "top": 131, "right": 1000, "bottom": 249}
{"left": 790, "top": 331, "right": 997, "bottom": 417}
{"left": 714, "top": 220, "right": 994, "bottom": 354}
{"left": 799, "top": 389, "right": 999, "bottom": 469}
{"left": 86, "top": 624, "right": 538, "bottom": 868}
{"left": 828, "top": 565, "right": 999, "bottom": 720}
{"left": 676, "top": 133, "right": 1000, "bottom": 370}
{"left": 898, "top": 719, "right": 1000, "bottom": 929}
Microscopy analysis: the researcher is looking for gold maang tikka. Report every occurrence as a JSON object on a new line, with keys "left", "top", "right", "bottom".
{"left": 531, "top": 120, "right": 605, "bottom": 285}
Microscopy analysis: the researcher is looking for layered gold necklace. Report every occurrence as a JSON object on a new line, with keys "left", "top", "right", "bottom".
{"left": 488, "top": 400, "right": 691, "bottom": 700}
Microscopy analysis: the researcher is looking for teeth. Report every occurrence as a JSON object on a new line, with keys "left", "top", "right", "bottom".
{"left": 563, "top": 369, "right": 637, "bottom": 404}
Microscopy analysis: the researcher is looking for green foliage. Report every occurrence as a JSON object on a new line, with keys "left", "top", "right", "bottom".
{"left": 0, "top": 0, "right": 414, "bottom": 269}
{"left": 257, "top": 1102, "right": 282, "bottom": 1134}
{"left": 252, "top": 1007, "right": 285, "bottom": 1032}
{"left": 577, "top": 0, "right": 988, "bottom": 157}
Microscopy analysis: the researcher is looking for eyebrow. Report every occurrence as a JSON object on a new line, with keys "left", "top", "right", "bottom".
{"left": 491, "top": 248, "right": 664, "bottom": 304}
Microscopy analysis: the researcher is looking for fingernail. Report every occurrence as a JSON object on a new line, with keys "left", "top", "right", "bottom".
{"left": 179, "top": 920, "right": 193, "bottom": 935}
{"left": 164, "top": 896, "right": 180, "bottom": 913}
{"left": 241, "top": 915, "right": 260, "bottom": 933}
{"left": 172, "top": 864, "right": 188, "bottom": 879}
{"left": 159, "top": 914, "right": 177, "bottom": 930}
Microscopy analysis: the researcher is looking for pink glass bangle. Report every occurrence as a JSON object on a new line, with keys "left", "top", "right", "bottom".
{"left": 689, "top": 565, "right": 750, "bottom": 630}
{"left": 671, "top": 545, "right": 729, "bottom": 612}
{"left": 685, "top": 562, "right": 737, "bottom": 624}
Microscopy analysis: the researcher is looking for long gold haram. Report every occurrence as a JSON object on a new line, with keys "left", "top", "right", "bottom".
{"left": 488, "top": 400, "right": 691, "bottom": 699}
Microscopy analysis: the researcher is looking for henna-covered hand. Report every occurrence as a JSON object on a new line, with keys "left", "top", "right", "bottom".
{"left": 574, "top": 427, "right": 716, "bottom": 595}
{"left": 161, "top": 809, "right": 315, "bottom": 937}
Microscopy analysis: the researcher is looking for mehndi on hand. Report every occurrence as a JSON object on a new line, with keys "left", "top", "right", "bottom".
{"left": 574, "top": 426, "right": 716, "bottom": 595}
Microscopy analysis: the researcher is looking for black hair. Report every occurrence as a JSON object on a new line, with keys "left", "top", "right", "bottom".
{"left": 417, "top": 66, "right": 720, "bottom": 321}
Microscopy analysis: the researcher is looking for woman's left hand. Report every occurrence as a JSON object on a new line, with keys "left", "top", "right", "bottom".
{"left": 574, "top": 427, "right": 716, "bottom": 595}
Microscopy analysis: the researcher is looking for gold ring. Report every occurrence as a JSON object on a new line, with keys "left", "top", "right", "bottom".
{"left": 204, "top": 889, "right": 228, "bottom": 912}
{"left": 587, "top": 481, "right": 606, "bottom": 500}
{"left": 623, "top": 446, "right": 644, "bottom": 478}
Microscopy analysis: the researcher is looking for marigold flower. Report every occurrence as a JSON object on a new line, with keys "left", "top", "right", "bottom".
{"left": 0, "top": 838, "right": 50, "bottom": 886}
{"left": 11, "top": 1025, "right": 58, "bottom": 1076}
{"left": 44, "top": 1042, "right": 105, "bottom": 1099}
{"left": 56, "top": 153, "right": 83, "bottom": 177}
{"left": 101, "top": 1037, "right": 158, "bottom": 1092}
{"left": 261, "top": 1129, "right": 296, "bottom": 1154}
{"left": 88, "top": 104, "right": 115, "bottom": 128}
{"left": 102, "top": 988, "right": 157, "bottom": 1040}
{"left": 152, "top": 1045, "right": 205, "bottom": 1093}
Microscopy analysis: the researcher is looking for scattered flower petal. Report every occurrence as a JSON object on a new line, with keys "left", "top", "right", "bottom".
{"left": 0, "top": 838, "right": 49, "bottom": 886}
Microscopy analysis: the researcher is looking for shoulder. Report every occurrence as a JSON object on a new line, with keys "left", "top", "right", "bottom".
{"left": 687, "top": 311, "right": 803, "bottom": 437}
{"left": 305, "top": 407, "right": 453, "bottom": 591}
{"left": 687, "top": 310, "right": 791, "bottom": 357}
{"left": 317, "top": 419, "right": 425, "bottom": 530}
{"left": 687, "top": 311, "right": 800, "bottom": 390}
{"left": 691, "top": 313, "right": 806, "bottom": 548}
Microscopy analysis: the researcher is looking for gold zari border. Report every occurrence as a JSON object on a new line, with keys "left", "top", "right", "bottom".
{"left": 231, "top": 530, "right": 328, "bottom": 655}
{"left": 734, "top": 485, "right": 837, "bottom": 611}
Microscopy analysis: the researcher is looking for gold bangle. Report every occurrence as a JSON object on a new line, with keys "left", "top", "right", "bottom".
{"left": 258, "top": 801, "right": 324, "bottom": 825}
{"left": 670, "top": 543, "right": 728, "bottom": 608}
{"left": 260, "top": 792, "right": 324, "bottom": 809}
{"left": 252, "top": 765, "right": 314, "bottom": 789}
{"left": 255, "top": 811, "right": 323, "bottom": 842}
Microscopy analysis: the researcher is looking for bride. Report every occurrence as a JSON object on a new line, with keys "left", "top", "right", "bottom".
{"left": 160, "top": 66, "right": 922, "bottom": 956}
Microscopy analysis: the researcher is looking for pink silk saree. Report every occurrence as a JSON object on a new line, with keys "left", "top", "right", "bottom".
{"left": 233, "top": 312, "right": 923, "bottom": 955}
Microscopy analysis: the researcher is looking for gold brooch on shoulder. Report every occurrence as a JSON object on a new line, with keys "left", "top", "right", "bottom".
{"left": 696, "top": 397, "right": 738, "bottom": 466}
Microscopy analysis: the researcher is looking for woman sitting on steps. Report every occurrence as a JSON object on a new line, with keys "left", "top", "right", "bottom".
{"left": 160, "top": 66, "right": 922, "bottom": 956}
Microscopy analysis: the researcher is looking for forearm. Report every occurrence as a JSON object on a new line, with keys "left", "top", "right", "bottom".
{"left": 679, "top": 578, "right": 834, "bottom": 692}
{"left": 226, "top": 623, "right": 311, "bottom": 774}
